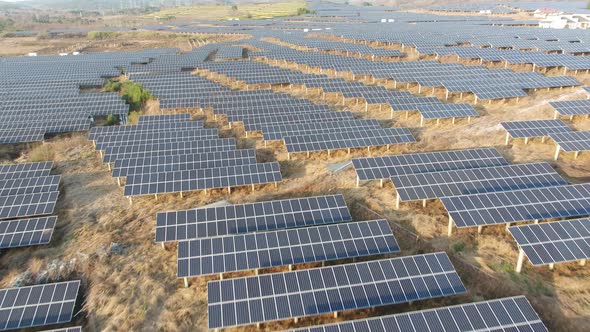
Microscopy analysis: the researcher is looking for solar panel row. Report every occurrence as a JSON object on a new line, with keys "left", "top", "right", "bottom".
{"left": 207, "top": 252, "right": 466, "bottom": 329}
{"left": 91, "top": 119, "right": 282, "bottom": 198}
{"left": 0, "top": 281, "right": 80, "bottom": 331}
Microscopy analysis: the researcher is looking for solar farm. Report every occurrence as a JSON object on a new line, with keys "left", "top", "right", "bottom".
{"left": 2, "top": 1, "right": 590, "bottom": 331}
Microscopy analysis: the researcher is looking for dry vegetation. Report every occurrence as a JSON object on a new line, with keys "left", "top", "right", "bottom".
{"left": 0, "top": 31, "right": 246, "bottom": 56}
{"left": 146, "top": 2, "right": 307, "bottom": 21}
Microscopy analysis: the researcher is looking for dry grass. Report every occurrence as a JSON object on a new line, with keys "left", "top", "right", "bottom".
{"left": 147, "top": 2, "right": 306, "bottom": 20}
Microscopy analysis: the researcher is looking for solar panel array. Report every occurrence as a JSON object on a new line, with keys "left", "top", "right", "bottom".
{"left": 391, "top": 162, "right": 567, "bottom": 202}
{"left": 501, "top": 119, "right": 572, "bottom": 139}
{"left": 509, "top": 217, "right": 590, "bottom": 267}
{"left": 442, "top": 183, "right": 590, "bottom": 229}
{"left": 178, "top": 219, "right": 400, "bottom": 277}
{"left": 156, "top": 194, "right": 352, "bottom": 242}
{"left": 353, "top": 147, "right": 508, "bottom": 182}
{"left": 549, "top": 99, "right": 590, "bottom": 117}
{"left": 0, "top": 216, "right": 56, "bottom": 249}
{"left": 90, "top": 117, "right": 282, "bottom": 197}
{"left": 550, "top": 131, "right": 590, "bottom": 153}
{"left": 289, "top": 296, "right": 548, "bottom": 332}
{"left": 250, "top": 38, "right": 579, "bottom": 101}
{"left": 129, "top": 65, "right": 417, "bottom": 157}
{"left": 0, "top": 280, "right": 80, "bottom": 331}
{"left": 197, "top": 59, "right": 477, "bottom": 124}
{"left": 207, "top": 252, "right": 466, "bottom": 329}
{"left": 0, "top": 162, "right": 60, "bottom": 240}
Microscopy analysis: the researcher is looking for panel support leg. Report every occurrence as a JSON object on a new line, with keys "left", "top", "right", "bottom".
{"left": 395, "top": 194, "right": 400, "bottom": 209}
{"left": 574, "top": 151, "right": 580, "bottom": 159}
{"left": 505, "top": 133, "right": 510, "bottom": 146}
{"left": 516, "top": 248, "right": 525, "bottom": 273}
{"left": 477, "top": 225, "right": 483, "bottom": 234}
{"left": 184, "top": 277, "right": 189, "bottom": 288}
{"left": 549, "top": 263, "right": 555, "bottom": 270}
{"left": 356, "top": 176, "right": 360, "bottom": 188}
{"left": 422, "top": 199, "right": 426, "bottom": 208}
{"left": 554, "top": 146, "right": 561, "bottom": 161}
{"left": 580, "top": 259, "right": 587, "bottom": 266}
{"left": 447, "top": 217, "right": 453, "bottom": 237}
{"left": 524, "top": 137, "right": 529, "bottom": 145}
{"left": 506, "top": 222, "right": 511, "bottom": 231}
{"left": 380, "top": 179, "right": 384, "bottom": 188}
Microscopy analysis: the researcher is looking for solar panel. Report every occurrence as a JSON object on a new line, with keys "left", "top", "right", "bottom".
{"left": 112, "top": 149, "right": 257, "bottom": 178}
{"left": 138, "top": 113, "right": 191, "bottom": 123}
{"left": 94, "top": 129, "right": 220, "bottom": 151}
{"left": 261, "top": 120, "right": 381, "bottom": 141}
{"left": 0, "top": 192, "right": 59, "bottom": 220}
{"left": 0, "top": 216, "right": 56, "bottom": 249}
{"left": 502, "top": 119, "right": 572, "bottom": 138}
{"left": 0, "top": 162, "right": 53, "bottom": 180}
{"left": 442, "top": 183, "right": 590, "bottom": 229}
{"left": 285, "top": 128, "right": 415, "bottom": 154}
{"left": 124, "top": 162, "right": 282, "bottom": 197}
{"left": 88, "top": 121, "right": 204, "bottom": 140}
{"left": 549, "top": 99, "right": 590, "bottom": 116}
{"left": 549, "top": 131, "right": 590, "bottom": 152}
{"left": 207, "top": 252, "right": 466, "bottom": 329}
{"left": 0, "top": 280, "right": 80, "bottom": 331}
{"left": 288, "top": 296, "right": 547, "bottom": 332}
{"left": 0, "top": 175, "right": 61, "bottom": 197}
{"left": 392, "top": 162, "right": 567, "bottom": 202}
{"left": 102, "top": 138, "right": 236, "bottom": 163}
{"left": 156, "top": 194, "right": 351, "bottom": 242}
{"left": 0, "top": 128, "right": 45, "bottom": 144}
{"left": 178, "top": 219, "right": 399, "bottom": 277}
{"left": 509, "top": 217, "right": 590, "bottom": 266}
{"left": 353, "top": 148, "right": 507, "bottom": 182}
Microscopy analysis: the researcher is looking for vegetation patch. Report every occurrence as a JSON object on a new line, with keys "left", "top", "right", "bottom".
{"left": 104, "top": 79, "right": 153, "bottom": 112}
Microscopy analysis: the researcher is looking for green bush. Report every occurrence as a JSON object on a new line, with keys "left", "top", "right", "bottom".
{"left": 104, "top": 80, "right": 153, "bottom": 112}
{"left": 297, "top": 8, "right": 315, "bottom": 15}
{"left": 105, "top": 114, "right": 119, "bottom": 126}
{"left": 451, "top": 242, "right": 465, "bottom": 253}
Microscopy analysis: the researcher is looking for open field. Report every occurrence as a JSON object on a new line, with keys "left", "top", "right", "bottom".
{"left": 146, "top": 2, "right": 307, "bottom": 20}
{"left": 0, "top": 31, "right": 244, "bottom": 55}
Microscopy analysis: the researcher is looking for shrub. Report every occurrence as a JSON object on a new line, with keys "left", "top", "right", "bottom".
{"left": 88, "top": 31, "right": 120, "bottom": 40}
{"left": 105, "top": 114, "right": 119, "bottom": 126}
{"left": 104, "top": 80, "right": 153, "bottom": 112}
{"left": 297, "top": 8, "right": 315, "bottom": 15}
{"left": 29, "top": 144, "right": 55, "bottom": 162}
{"left": 451, "top": 242, "right": 465, "bottom": 253}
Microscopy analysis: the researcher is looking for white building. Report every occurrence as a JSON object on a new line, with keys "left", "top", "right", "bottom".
{"left": 539, "top": 14, "right": 590, "bottom": 29}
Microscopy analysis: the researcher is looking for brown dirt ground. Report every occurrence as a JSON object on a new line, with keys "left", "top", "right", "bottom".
{"left": 2, "top": 56, "right": 590, "bottom": 332}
